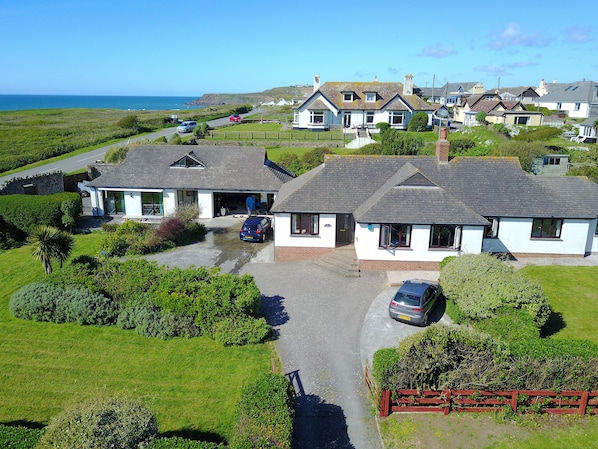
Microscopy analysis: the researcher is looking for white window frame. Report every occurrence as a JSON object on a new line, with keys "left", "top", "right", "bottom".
{"left": 365, "top": 92, "right": 376, "bottom": 102}
{"left": 388, "top": 111, "right": 405, "bottom": 125}
{"left": 309, "top": 111, "right": 325, "bottom": 124}
{"left": 343, "top": 92, "right": 354, "bottom": 102}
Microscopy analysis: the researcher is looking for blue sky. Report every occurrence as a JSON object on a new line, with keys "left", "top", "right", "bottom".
{"left": 1, "top": 0, "right": 596, "bottom": 97}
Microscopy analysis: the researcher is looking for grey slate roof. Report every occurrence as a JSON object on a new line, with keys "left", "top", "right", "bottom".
{"left": 271, "top": 155, "right": 598, "bottom": 223}
{"left": 89, "top": 145, "right": 294, "bottom": 191}
{"left": 538, "top": 80, "right": 598, "bottom": 103}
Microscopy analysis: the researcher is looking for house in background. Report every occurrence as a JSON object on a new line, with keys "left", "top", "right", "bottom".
{"left": 578, "top": 116, "right": 598, "bottom": 142}
{"left": 87, "top": 145, "right": 294, "bottom": 219}
{"left": 535, "top": 80, "right": 598, "bottom": 119}
{"left": 271, "top": 135, "right": 598, "bottom": 272}
{"left": 485, "top": 86, "right": 540, "bottom": 105}
{"left": 293, "top": 75, "right": 433, "bottom": 132}
{"left": 422, "top": 82, "right": 485, "bottom": 107}
{"left": 453, "top": 95, "right": 543, "bottom": 126}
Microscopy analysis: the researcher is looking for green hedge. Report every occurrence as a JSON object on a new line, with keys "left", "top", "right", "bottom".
{"left": 229, "top": 373, "right": 295, "bottom": 449}
{"left": 375, "top": 324, "right": 598, "bottom": 392}
{"left": 0, "top": 192, "right": 81, "bottom": 234}
{"left": 0, "top": 424, "right": 42, "bottom": 449}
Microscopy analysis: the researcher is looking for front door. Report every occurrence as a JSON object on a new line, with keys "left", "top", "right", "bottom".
{"left": 343, "top": 112, "right": 352, "bottom": 128}
{"left": 336, "top": 214, "right": 354, "bottom": 245}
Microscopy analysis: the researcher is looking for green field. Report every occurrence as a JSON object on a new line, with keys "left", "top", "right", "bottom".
{"left": 0, "top": 233, "right": 272, "bottom": 441}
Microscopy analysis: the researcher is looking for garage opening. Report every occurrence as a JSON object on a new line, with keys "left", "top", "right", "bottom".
{"left": 215, "top": 192, "right": 274, "bottom": 216}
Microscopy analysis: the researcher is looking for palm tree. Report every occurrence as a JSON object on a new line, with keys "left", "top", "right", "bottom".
{"left": 29, "top": 225, "right": 74, "bottom": 274}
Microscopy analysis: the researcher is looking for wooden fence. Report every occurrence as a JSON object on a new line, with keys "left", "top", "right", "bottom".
{"left": 378, "top": 388, "right": 598, "bottom": 417}
{"left": 208, "top": 131, "right": 349, "bottom": 141}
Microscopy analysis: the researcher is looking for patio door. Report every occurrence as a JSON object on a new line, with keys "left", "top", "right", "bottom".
{"left": 336, "top": 214, "right": 354, "bottom": 245}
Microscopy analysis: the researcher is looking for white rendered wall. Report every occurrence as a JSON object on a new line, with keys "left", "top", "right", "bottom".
{"left": 274, "top": 213, "right": 336, "bottom": 248}
{"left": 482, "top": 217, "right": 589, "bottom": 255}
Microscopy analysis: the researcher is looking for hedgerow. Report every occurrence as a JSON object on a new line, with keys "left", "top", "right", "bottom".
{"left": 0, "top": 192, "right": 81, "bottom": 234}
{"left": 377, "top": 324, "right": 598, "bottom": 391}
{"left": 229, "top": 373, "right": 294, "bottom": 449}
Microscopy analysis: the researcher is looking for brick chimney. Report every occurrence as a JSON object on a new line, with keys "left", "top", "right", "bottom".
{"left": 436, "top": 128, "right": 449, "bottom": 163}
{"left": 313, "top": 74, "right": 320, "bottom": 92}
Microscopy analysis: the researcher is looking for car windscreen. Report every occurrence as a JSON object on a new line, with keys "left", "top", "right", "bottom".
{"left": 392, "top": 292, "right": 421, "bottom": 306}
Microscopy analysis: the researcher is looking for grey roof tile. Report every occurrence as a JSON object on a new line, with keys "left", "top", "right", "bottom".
{"left": 89, "top": 145, "right": 293, "bottom": 191}
{"left": 271, "top": 155, "right": 598, "bottom": 221}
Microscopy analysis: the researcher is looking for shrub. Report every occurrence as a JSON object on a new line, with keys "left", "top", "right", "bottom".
{"left": 36, "top": 397, "right": 157, "bottom": 449}
{"left": 57, "top": 285, "right": 118, "bottom": 325}
{"left": 213, "top": 316, "right": 270, "bottom": 346}
{"left": 439, "top": 253, "right": 551, "bottom": 327}
{"left": 9, "top": 282, "right": 63, "bottom": 322}
{"left": 449, "top": 137, "right": 476, "bottom": 154}
{"left": 117, "top": 296, "right": 201, "bottom": 339}
{"left": 0, "top": 424, "right": 42, "bottom": 448}
{"left": 229, "top": 373, "right": 294, "bottom": 449}
{"left": 376, "top": 122, "right": 390, "bottom": 132}
{"left": 407, "top": 112, "right": 429, "bottom": 132}
{"left": 60, "top": 198, "right": 82, "bottom": 231}
{"left": 155, "top": 217, "right": 187, "bottom": 242}
{"left": 104, "top": 145, "right": 130, "bottom": 164}
{"left": 10, "top": 282, "right": 116, "bottom": 326}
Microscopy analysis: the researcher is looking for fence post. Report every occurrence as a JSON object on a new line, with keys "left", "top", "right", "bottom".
{"left": 511, "top": 391, "right": 518, "bottom": 412}
{"left": 579, "top": 391, "right": 589, "bottom": 416}
{"left": 443, "top": 389, "right": 451, "bottom": 415}
{"left": 380, "top": 390, "right": 391, "bottom": 417}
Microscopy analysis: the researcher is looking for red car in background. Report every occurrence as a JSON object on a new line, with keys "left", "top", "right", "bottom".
{"left": 229, "top": 114, "right": 241, "bottom": 123}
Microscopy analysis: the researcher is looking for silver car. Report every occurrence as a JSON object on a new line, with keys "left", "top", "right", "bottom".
{"left": 388, "top": 279, "right": 442, "bottom": 326}
{"left": 177, "top": 121, "right": 197, "bottom": 133}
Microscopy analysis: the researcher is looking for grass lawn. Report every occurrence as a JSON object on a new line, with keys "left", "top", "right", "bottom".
{"left": 0, "top": 232, "right": 272, "bottom": 441}
{"left": 519, "top": 266, "right": 598, "bottom": 342}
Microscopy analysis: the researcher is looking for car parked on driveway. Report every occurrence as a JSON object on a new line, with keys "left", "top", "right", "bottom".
{"left": 177, "top": 121, "right": 197, "bottom": 133}
{"left": 240, "top": 216, "right": 271, "bottom": 242}
{"left": 388, "top": 279, "right": 442, "bottom": 326}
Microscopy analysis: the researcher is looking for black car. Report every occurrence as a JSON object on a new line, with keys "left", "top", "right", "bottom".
{"left": 388, "top": 279, "right": 442, "bottom": 326}
{"left": 239, "top": 216, "right": 271, "bottom": 242}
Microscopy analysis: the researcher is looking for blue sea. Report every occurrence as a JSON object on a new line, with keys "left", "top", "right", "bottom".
{"left": 0, "top": 94, "right": 204, "bottom": 112}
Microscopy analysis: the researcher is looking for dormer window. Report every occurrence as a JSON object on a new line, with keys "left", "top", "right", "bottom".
{"left": 365, "top": 92, "right": 376, "bottom": 102}
{"left": 343, "top": 92, "right": 354, "bottom": 102}
{"left": 171, "top": 152, "right": 204, "bottom": 168}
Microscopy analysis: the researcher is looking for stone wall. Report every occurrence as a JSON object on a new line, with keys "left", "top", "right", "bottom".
{"left": 0, "top": 171, "right": 64, "bottom": 195}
